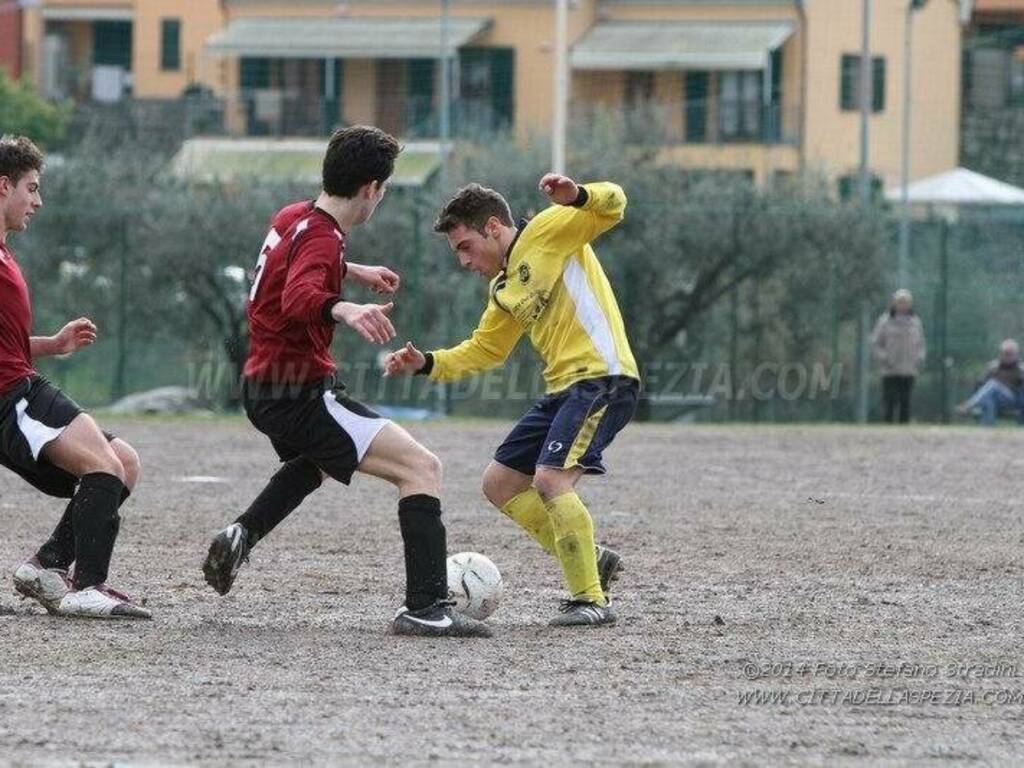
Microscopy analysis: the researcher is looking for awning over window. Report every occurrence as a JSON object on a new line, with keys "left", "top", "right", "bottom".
{"left": 172, "top": 138, "right": 444, "bottom": 188}
{"left": 40, "top": 7, "right": 133, "bottom": 22}
{"left": 571, "top": 21, "right": 795, "bottom": 71}
{"left": 206, "top": 17, "right": 492, "bottom": 60}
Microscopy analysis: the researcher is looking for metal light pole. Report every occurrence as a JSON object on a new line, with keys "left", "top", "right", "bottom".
{"left": 898, "top": 0, "right": 927, "bottom": 289}
{"left": 855, "top": 0, "right": 872, "bottom": 423}
{"left": 552, "top": 0, "right": 569, "bottom": 174}
{"left": 857, "top": 0, "right": 872, "bottom": 206}
{"left": 439, "top": 0, "right": 452, "bottom": 192}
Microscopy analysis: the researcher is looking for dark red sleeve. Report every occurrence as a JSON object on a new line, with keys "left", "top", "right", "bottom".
{"left": 281, "top": 231, "right": 341, "bottom": 325}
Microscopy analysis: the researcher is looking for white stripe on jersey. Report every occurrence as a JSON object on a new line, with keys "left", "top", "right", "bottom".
{"left": 562, "top": 258, "right": 623, "bottom": 376}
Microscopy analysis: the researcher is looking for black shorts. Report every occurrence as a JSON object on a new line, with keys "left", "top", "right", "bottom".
{"left": 243, "top": 377, "right": 390, "bottom": 485}
{"left": 0, "top": 375, "right": 114, "bottom": 499}
{"left": 494, "top": 375, "right": 640, "bottom": 476}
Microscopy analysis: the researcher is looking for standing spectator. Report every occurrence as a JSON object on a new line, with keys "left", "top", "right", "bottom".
{"left": 871, "top": 289, "right": 926, "bottom": 424}
{"left": 955, "top": 339, "right": 1024, "bottom": 425}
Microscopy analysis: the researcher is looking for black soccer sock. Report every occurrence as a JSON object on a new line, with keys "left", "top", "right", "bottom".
{"left": 71, "top": 472, "right": 126, "bottom": 589}
{"left": 37, "top": 486, "right": 132, "bottom": 571}
{"left": 235, "top": 458, "right": 323, "bottom": 544}
{"left": 397, "top": 494, "right": 448, "bottom": 611}
{"left": 35, "top": 499, "right": 75, "bottom": 570}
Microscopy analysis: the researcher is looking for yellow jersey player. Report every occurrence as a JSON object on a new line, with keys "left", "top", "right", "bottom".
{"left": 384, "top": 173, "right": 639, "bottom": 627}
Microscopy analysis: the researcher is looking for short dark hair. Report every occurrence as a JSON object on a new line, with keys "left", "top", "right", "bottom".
{"left": 0, "top": 136, "right": 43, "bottom": 186}
{"left": 322, "top": 125, "right": 401, "bottom": 198}
{"left": 433, "top": 183, "right": 514, "bottom": 234}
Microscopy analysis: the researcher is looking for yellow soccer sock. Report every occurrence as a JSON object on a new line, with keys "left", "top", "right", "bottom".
{"left": 545, "top": 491, "right": 605, "bottom": 605}
{"left": 500, "top": 489, "right": 556, "bottom": 556}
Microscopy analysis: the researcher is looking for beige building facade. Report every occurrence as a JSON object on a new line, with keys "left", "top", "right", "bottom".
{"left": 20, "top": 0, "right": 966, "bottom": 189}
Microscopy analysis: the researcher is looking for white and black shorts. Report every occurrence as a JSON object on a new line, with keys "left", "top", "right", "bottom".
{"left": 242, "top": 376, "right": 390, "bottom": 484}
{"left": 0, "top": 375, "right": 112, "bottom": 498}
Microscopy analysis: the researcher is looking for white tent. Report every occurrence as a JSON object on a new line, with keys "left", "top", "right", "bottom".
{"left": 884, "top": 167, "right": 1024, "bottom": 206}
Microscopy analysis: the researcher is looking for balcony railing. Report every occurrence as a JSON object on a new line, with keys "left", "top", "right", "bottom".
{"left": 572, "top": 100, "right": 801, "bottom": 147}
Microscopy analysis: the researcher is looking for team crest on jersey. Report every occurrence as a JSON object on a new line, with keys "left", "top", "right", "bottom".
{"left": 517, "top": 263, "right": 531, "bottom": 285}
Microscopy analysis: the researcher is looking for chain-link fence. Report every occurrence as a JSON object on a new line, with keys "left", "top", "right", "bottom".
{"left": 14, "top": 101, "right": 1024, "bottom": 424}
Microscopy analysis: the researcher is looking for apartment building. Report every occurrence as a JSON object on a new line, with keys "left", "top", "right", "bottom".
{"left": 16, "top": 0, "right": 967, "bottom": 188}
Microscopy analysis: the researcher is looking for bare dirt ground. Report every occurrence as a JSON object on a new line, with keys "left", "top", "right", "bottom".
{"left": 3, "top": 418, "right": 1024, "bottom": 766}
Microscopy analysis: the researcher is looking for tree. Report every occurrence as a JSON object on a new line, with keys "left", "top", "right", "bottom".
{"left": 0, "top": 71, "right": 71, "bottom": 148}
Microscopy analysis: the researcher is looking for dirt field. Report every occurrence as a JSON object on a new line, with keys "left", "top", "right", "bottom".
{"left": 3, "top": 418, "right": 1024, "bottom": 766}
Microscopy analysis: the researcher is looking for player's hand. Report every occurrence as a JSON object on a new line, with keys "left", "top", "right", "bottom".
{"left": 538, "top": 173, "right": 580, "bottom": 205}
{"left": 53, "top": 317, "right": 97, "bottom": 355}
{"left": 350, "top": 263, "right": 400, "bottom": 295}
{"left": 383, "top": 342, "right": 426, "bottom": 377}
{"left": 333, "top": 301, "right": 396, "bottom": 345}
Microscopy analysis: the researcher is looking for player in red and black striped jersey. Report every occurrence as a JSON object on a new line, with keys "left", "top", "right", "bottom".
{"left": 202, "top": 126, "right": 491, "bottom": 638}
{"left": 0, "top": 136, "right": 149, "bottom": 619}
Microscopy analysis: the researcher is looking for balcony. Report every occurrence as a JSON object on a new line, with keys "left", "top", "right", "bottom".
{"left": 572, "top": 100, "right": 800, "bottom": 147}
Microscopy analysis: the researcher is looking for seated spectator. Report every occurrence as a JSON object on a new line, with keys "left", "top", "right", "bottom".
{"left": 956, "top": 339, "right": 1024, "bottom": 425}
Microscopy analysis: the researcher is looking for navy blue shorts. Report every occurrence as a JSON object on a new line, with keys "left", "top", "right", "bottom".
{"left": 494, "top": 376, "right": 639, "bottom": 476}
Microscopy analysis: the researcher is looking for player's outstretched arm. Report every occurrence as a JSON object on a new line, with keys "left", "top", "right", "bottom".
{"left": 538, "top": 173, "right": 581, "bottom": 205}
{"left": 347, "top": 263, "right": 400, "bottom": 295}
{"left": 383, "top": 341, "right": 426, "bottom": 377}
{"left": 529, "top": 173, "right": 627, "bottom": 252}
{"left": 331, "top": 301, "right": 396, "bottom": 345}
{"left": 31, "top": 317, "right": 97, "bottom": 358}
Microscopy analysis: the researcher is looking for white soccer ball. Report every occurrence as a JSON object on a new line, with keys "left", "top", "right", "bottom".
{"left": 446, "top": 552, "right": 503, "bottom": 620}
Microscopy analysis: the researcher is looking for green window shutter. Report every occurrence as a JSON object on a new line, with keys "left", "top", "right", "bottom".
{"left": 769, "top": 48, "right": 783, "bottom": 141}
{"left": 407, "top": 58, "right": 435, "bottom": 137}
{"left": 684, "top": 71, "right": 708, "bottom": 142}
{"left": 240, "top": 58, "right": 270, "bottom": 89}
{"left": 160, "top": 19, "right": 181, "bottom": 72}
{"left": 457, "top": 47, "right": 514, "bottom": 133}
{"left": 839, "top": 174, "right": 883, "bottom": 202}
{"left": 489, "top": 48, "right": 514, "bottom": 129}
{"left": 93, "top": 20, "right": 132, "bottom": 68}
{"left": 840, "top": 54, "right": 857, "bottom": 110}
{"left": 872, "top": 56, "right": 886, "bottom": 112}
{"left": 771, "top": 48, "right": 782, "bottom": 102}
{"left": 838, "top": 175, "right": 853, "bottom": 201}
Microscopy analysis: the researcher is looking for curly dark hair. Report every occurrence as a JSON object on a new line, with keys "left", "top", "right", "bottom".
{"left": 322, "top": 125, "right": 402, "bottom": 198}
{"left": 0, "top": 136, "right": 43, "bottom": 185}
{"left": 433, "top": 183, "right": 514, "bottom": 234}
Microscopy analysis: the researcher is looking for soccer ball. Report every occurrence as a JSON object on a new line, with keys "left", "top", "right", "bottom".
{"left": 446, "top": 552, "right": 503, "bottom": 620}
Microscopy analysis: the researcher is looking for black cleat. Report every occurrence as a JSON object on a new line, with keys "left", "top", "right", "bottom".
{"left": 596, "top": 545, "right": 622, "bottom": 593}
{"left": 549, "top": 599, "right": 617, "bottom": 627}
{"left": 203, "top": 523, "right": 252, "bottom": 596}
{"left": 391, "top": 600, "right": 493, "bottom": 638}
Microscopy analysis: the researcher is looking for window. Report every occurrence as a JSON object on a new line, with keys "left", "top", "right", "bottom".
{"left": 837, "top": 173, "right": 883, "bottom": 202}
{"left": 457, "top": 48, "right": 514, "bottom": 134}
{"left": 406, "top": 59, "right": 435, "bottom": 138}
{"left": 624, "top": 71, "right": 655, "bottom": 109}
{"left": 840, "top": 54, "right": 885, "bottom": 112}
{"left": 160, "top": 19, "right": 181, "bottom": 71}
{"left": 684, "top": 71, "right": 709, "bottom": 142}
{"left": 93, "top": 20, "right": 132, "bottom": 68}
{"left": 719, "top": 71, "right": 762, "bottom": 140}
{"left": 964, "top": 47, "right": 1024, "bottom": 109}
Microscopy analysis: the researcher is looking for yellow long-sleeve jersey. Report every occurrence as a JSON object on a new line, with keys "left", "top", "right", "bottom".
{"left": 428, "top": 182, "right": 639, "bottom": 394}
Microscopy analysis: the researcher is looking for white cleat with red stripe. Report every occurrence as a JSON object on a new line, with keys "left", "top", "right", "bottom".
{"left": 56, "top": 584, "right": 152, "bottom": 620}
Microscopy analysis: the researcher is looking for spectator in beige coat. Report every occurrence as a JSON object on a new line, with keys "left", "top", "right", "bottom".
{"left": 871, "top": 289, "right": 926, "bottom": 423}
